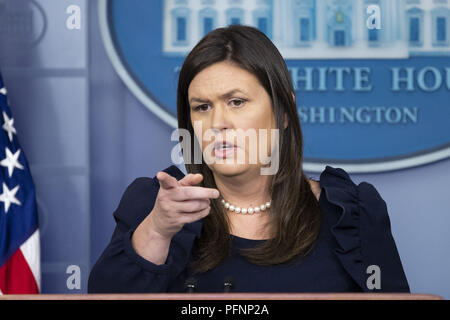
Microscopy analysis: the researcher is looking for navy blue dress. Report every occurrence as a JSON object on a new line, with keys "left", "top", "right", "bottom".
{"left": 88, "top": 165, "right": 410, "bottom": 293}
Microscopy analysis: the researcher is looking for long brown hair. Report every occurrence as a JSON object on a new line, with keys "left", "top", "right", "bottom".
{"left": 177, "top": 25, "right": 322, "bottom": 274}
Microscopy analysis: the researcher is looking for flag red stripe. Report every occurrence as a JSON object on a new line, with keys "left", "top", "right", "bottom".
{"left": 0, "top": 248, "right": 39, "bottom": 294}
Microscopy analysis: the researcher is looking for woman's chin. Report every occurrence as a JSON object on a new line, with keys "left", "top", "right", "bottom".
{"left": 208, "top": 161, "right": 249, "bottom": 176}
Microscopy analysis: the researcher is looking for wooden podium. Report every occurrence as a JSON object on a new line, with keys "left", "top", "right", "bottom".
{"left": 0, "top": 293, "right": 443, "bottom": 300}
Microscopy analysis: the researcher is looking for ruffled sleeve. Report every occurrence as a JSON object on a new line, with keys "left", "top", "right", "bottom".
{"left": 319, "top": 166, "right": 410, "bottom": 293}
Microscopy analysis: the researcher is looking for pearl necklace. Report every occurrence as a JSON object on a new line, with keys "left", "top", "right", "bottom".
{"left": 220, "top": 198, "right": 271, "bottom": 214}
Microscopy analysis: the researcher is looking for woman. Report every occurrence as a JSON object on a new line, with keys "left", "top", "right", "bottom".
{"left": 88, "top": 25, "right": 409, "bottom": 293}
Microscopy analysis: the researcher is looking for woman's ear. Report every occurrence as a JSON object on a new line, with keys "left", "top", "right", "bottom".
{"left": 291, "top": 92, "right": 296, "bottom": 104}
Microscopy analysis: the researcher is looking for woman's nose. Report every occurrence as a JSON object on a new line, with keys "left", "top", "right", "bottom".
{"left": 211, "top": 104, "right": 232, "bottom": 131}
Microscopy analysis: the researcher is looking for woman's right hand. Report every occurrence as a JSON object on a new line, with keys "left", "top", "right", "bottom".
{"left": 147, "top": 171, "right": 220, "bottom": 240}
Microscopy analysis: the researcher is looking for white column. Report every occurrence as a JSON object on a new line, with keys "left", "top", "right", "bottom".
{"left": 315, "top": 0, "right": 325, "bottom": 43}
{"left": 387, "top": 0, "right": 396, "bottom": 43}
{"left": 216, "top": 0, "right": 226, "bottom": 27}
{"left": 423, "top": 2, "right": 432, "bottom": 50}
{"left": 285, "top": 0, "right": 294, "bottom": 47}
{"left": 163, "top": 0, "right": 171, "bottom": 52}
{"left": 272, "top": 0, "right": 282, "bottom": 45}
{"left": 244, "top": 0, "right": 255, "bottom": 27}
{"left": 354, "top": 0, "right": 364, "bottom": 46}
{"left": 191, "top": 0, "right": 200, "bottom": 47}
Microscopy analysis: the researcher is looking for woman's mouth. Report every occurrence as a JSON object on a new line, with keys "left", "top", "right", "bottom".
{"left": 213, "top": 142, "right": 237, "bottom": 158}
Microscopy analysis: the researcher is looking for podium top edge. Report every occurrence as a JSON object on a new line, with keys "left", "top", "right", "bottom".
{"left": 0, "top": 293, "right": 444, "bottom": 300}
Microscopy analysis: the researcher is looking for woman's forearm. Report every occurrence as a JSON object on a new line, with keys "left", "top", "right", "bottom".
{"left": 131, "top": 213, "right": 172, "bottom": 265}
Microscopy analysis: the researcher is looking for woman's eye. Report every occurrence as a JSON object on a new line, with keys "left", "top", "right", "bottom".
{"left": 230, "top": 99, "right": 245, "bottom": 107}
{"left": 194, "top": 104, "right": 210, "bottom": 112}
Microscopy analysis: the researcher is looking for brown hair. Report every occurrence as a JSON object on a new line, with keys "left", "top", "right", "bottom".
{"left": 177, "top": 25, "right": 322, "bottom": 274}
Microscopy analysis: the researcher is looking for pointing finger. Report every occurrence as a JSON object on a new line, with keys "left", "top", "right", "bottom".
{"left": 179, "top": 173, "right": 203, "bottom": 187}
{"left": 171, "top": 186, "right": 220, "bottom": 201}
{"left": 156, "top": 171, "right": 178, "bottom": 190}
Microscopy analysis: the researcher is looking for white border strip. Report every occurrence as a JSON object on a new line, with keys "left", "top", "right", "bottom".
{"left": 98, "top": 0, "right": 178, "bottom": 129}
{"left": 304, "top": 147, "right": 450, "bottom": 173}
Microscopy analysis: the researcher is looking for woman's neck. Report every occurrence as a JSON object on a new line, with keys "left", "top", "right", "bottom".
{"left": 212, "top": 168, "right": 274, "bottom": 239}
{"left": 212, "top": 169, "right": 272, "bottom": 208}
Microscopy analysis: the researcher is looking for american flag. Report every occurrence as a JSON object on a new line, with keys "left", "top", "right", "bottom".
{"left": 0, "top": 72, "right": 40, "bottom": 294}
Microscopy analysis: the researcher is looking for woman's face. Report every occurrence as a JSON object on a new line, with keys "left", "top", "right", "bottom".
{"left": 188, "top": 61, "right": 278, "bottom": 177}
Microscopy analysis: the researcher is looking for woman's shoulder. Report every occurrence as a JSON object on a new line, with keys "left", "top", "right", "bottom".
{"left": 317, "top": 165, "right": 389, "bottom": 224}
{"left": 315, "top": 165, "right": 392, "bottom": 237}
{"left": 315, "top": 165, "right": 410, "bottom": 292}
{"left": 307, "top": 165, "right": 380, "bottom": 205}
{"left": 318, "top": 165, "right": 368, "bottom": 192}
